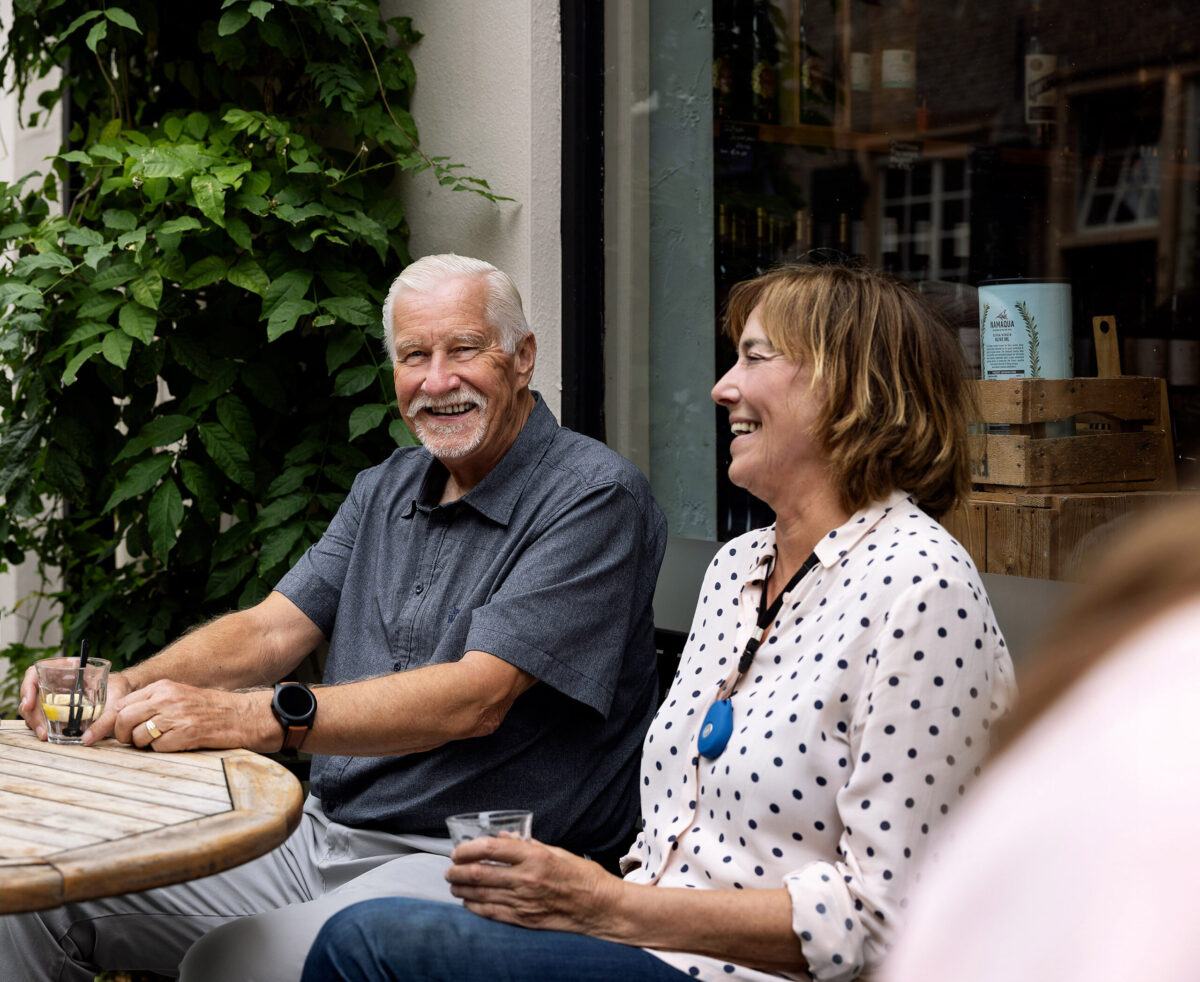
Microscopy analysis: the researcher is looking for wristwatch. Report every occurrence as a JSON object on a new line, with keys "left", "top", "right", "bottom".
{"left": 271, "top": 681, "right": 317, "bottom": 754}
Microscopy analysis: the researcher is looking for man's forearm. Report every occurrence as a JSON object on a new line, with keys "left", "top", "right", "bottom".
{"left": 297, "top": 650, "right": 536, "bottom": 757}
{"left": 121, "top": 593, "right": 322, "bottom": 693}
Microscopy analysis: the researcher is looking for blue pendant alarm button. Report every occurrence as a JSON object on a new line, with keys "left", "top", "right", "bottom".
{"left": 698, "top": 698, "right": 733, "bottom": 758}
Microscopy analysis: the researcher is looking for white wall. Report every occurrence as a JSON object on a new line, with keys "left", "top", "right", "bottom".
{"left": 1, "top": 0, "right": 64, "bottom": 656}
{"left": 383, "top": 0, "right": 563, "bottom": 416}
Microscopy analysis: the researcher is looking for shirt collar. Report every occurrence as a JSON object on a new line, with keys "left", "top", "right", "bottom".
{"left": 406, "top": 391, "right": 557, "bottom": 526}
{"left": 737, "top": 488, "right": 916, "bottom": 583}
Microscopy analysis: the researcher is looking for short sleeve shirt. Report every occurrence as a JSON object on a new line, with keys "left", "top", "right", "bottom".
{"left": 275, "top": 395, "right": 667, "bottom": 853}
{"left": 625, "top": 490, "right": 1018, "bottom": 982}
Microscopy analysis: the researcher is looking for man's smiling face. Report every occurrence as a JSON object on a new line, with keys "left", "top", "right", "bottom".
{"left": 392, "top": 275, "right": 535, "bottom": 486}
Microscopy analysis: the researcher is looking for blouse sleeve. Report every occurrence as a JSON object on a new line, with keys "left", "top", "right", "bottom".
{"left": 783, "top": 574, "right": 1013, "bottom": 982}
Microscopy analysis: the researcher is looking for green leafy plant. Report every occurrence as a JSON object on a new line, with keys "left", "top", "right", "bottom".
{"left": 0, "top": 0, "right": 505, "bottom": 707}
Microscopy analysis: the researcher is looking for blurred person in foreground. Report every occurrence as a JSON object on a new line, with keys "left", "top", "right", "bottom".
{"left": 885, "top": 500, "right": 1200, "bottom": 982}
{"left": 4, "top": 254, "right": 667, "bottom": 981}
{"left": 301, "top": 261, "right": 1018, "bottom": 982}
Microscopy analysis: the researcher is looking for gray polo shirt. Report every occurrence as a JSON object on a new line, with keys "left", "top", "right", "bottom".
{"left": 275, "top": 395, "right": 666, "bottom": 853}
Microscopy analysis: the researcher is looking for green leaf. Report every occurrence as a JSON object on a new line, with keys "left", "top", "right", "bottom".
{"left": 333, "top": 364, "right": 379, "bottom": 397}
{"left": 148, "top": 479, "right": 184, "bottom": 562}
{"left": 227, "top": 256, "right": 269, "bottom": 295}
{"left": 90, "top": 142, "right": 125, "bottom": 163}
{"left": 13, "top": 252, "right": 73, "bottom": 276}
{"left": 43, "top": 445, "right": 87, "bottom": 500}
{"left": 325, "top": 330, "right": 364, "bottom": 372}
{"left": 260, "top": 269, "right": 312, "bottom": 314}
{"left": 181, "top": 255, "right": 230, "bottom": 289}
{"left": 390, "top": 418, "right": 420, "bottom": 447}
{"left": 243, "top": 170, "right": 271, "bottom": 197}
{"left": 164, "top": 117, "right": 184, "bottom": 142}
{"left": 257, "top": 522, "right": 305, "bottom": 575}
{"left": 266, "top": 299, "right": 317, "bottom": 341}
{"left": 62, "top": 342, "right": 104, "bottom": 385}
{"left": 212, "top": 523, "right": 254, "bottom": 564}
{"left": 225, "top": 215, "right": 252, "bottom": 251}
{"left": 85, "top": 19, "right": 107, "bottom": 52}
{"left": 83, "top": 243, "right": 115, "bottom": 269}
{"left": 218, "top": 8, "right": 252, "bottom": 35}
{"left": 197, "top": 422, "right": 256, "bottom": 490}
{"left": 205, "top": 554, "right": 256, "bottom": 602}
{"left": 184, "top": 112, "right": 210, "bottom": 140}
{"left": 101, "top": 328, "right": 133, "bottom": 368}
{"left": 216, "top": 393, "right": 256, "bottom": 449}
{"left": 348, "top": 404, "right": 388, "bottom": 441}
{"left": 105, "top": 7, "right": 143, "bottom": 33}
{"left": 129, "top": 269, "right": 163, "bottom": 309}
{"left": 102, "top": 209, "right": 138, "bottom": 231}
{"left": 265, "top": 464, "right": 316, "bottom": 499}
{"left": 0, "top": 283, "right": 43, "bottom": 310}
{"left": 248, "top": 0, "right": 272, "bottom": 19}
{"left": 77, "top": 294, "right": 122, "bottom": 320}
{"left": 61, "top": 321, "right": 110, "bottom": 347}
{"left": 158, "top": 216, "right": 203, "bottom": 236}
{"left": 115, "top": 415, "right": 196, "bottom": 462}
{"left": 253, "top": 492, "right": 309, "bottom": 532}
{"left": 90, "top": 259, "right": 139, "bottom": 291}
{"left": 321, "top": 296, "right": 376, "bottom": 327}
{"left": 118, "top": 301, "right": 156, "bottom": 343}
{"left": 64, "top": 226, "right": 105, "bottom": 247}
{"left": 179, "top": 460, "right": 219, "bottom": 523}
{"left": 0, "top": 418, "right": 41, "bottom": 498}
{"left": 59, "top": 9, "right": 104, "bottom": 41}
{"left": 103, "top": 455, "right": 173, "bottom": 511}
{"left": 190, "top": 175, "right": 226, "bottom": 228}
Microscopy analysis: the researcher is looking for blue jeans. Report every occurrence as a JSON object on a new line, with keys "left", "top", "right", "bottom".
{"left": 301, "top": 898, "right": 694, "bottom": 982}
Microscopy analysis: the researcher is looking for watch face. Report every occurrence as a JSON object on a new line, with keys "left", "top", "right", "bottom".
{"left": 276, "top": 683, "right": 316, "bottom": 722}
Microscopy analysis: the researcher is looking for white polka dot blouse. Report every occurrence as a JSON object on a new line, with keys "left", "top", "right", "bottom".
{"left": 623, "top": 490, "right": 1019, "bottom": 982}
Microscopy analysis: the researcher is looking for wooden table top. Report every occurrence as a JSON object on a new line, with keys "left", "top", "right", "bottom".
{"left": 0, "top": 719, "right": 303, "bottom": 914}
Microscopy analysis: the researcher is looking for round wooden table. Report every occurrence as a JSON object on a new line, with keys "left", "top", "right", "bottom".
{"left": 0, "top": 719, "right": 303, "bottom": 914}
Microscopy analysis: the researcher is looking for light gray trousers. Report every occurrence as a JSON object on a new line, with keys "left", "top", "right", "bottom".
{"left": 0, "top": 796, "right": 458, "bottom": 981}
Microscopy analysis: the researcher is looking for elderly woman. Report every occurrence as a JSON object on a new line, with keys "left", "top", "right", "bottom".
{"left": 301, "top": 262, "right": 1018, "bottom": 982}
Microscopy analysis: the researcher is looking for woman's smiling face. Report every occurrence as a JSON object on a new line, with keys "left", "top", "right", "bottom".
{"left": 711, "top": 305, "right": 829, "bottom": 510}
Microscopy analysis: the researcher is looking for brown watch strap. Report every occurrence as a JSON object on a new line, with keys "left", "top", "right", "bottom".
{"left": 281, "top": 724, "right": 309, "bottom": 753}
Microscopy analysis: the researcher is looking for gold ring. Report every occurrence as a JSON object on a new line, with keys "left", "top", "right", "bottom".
{"left": 145, "top": 717, "right": 164, "bottom": 741}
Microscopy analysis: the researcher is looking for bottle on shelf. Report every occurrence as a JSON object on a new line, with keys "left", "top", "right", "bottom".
{"left": 750, "top": 0, "right": 780, "bottom": 125}
{"left": 1024, "top": 0, "right": 1057, "bottom": 147}
{"left": 874, "top": 0, "right": 918, "bottom": 135}
{"left": 713, "top": 0, "right": 750, "bottom": 120}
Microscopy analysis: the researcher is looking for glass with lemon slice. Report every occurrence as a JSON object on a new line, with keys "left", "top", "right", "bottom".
{"left": 34, "top": 656, "right": 110, "bottom": 744}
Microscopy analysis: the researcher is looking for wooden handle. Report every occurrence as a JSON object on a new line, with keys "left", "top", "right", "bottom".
{"left": 1092, "top": 315, "right": 1121, "bottom": 378}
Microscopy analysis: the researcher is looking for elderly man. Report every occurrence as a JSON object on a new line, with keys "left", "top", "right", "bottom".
{"left": 6, "top": 254, "right": 667, "bottom": 981}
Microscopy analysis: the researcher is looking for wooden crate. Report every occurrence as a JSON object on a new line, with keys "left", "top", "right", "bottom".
{"left": 942, "top": 490, "right": 1195, "bottom": 581}
{"left": 969, "top": 377, "right": 1176, "bottom": 493}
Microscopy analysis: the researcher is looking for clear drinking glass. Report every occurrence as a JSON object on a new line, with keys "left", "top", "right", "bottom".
{"left": 35, "top": 656, "right": 110, "bottom": 745}
{"left": 445, "top": 809, "right": 533, "bottom": 847}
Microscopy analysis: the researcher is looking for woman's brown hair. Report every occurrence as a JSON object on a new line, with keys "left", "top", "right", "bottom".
{"left": 723, "top": 261, "right": 974, "bottom": 518}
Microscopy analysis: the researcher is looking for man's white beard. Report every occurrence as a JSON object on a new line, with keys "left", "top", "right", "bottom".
{"left": 406, "top": 386, "right": 490, "bottom": 459}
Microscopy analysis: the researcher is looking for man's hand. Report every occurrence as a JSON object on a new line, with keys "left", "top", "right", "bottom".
{"left": 18, "top": 665, "right": 134, "bottom": 743}
{"left": 106, "top": 680, "right": 278, "bottom": 753}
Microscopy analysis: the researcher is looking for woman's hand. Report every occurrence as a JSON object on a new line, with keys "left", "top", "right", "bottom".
{"left": 445, "top": 836, "right": 628, "bottom": 938}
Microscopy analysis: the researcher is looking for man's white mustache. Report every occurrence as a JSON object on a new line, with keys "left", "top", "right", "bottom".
{"left": 407, "top": 385, "right": 489, "bottom": 415}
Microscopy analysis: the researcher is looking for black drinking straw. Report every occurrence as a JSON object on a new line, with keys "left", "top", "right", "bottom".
{"left": 65, "top": 638, "right": 90, "bottom": 737}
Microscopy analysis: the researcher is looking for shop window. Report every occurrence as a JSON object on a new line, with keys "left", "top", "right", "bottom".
{"left": 603, "top": 0, "right": 1200, "bottom": 541}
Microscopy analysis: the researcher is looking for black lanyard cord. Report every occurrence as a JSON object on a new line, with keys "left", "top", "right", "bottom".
{"left": 736, "top": 550, "right": 821, "bottom": 675}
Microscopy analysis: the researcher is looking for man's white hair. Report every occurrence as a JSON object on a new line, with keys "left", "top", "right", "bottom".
{"left": 381, "top": 254, "right": 531, "bottom": 361}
